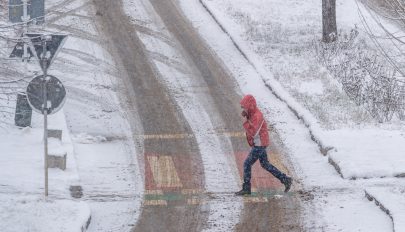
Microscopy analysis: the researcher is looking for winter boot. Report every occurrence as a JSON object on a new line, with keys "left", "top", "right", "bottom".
{"left": 235, "top": 183, "right": 251, "bottom": 196}
{"left": 283, "top": 176, "right": 292, "bottom": 193}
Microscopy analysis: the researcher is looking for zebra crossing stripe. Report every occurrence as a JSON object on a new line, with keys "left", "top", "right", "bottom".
{"left": 134, "top": 131, "right": 246, "bottom": 140}
{"left": 145, "top": 190, "right": 164, "bottom": 195}
{"left": 144, "top": 199, "right": 168, "bottom": 206}
{"left": 181, "top": 189, "right": 203, "bottom": 195}
{"left": 187, "top": 196, "right": 205, "bottom": 205}
{"left": 142, "top": 189, "right": 288, "bottom": 206}
{"left": 243, "top": 196, "right": 268, "bottom": 203}
{"left": 144, "top": 190, "right": 168, "bottom": 206}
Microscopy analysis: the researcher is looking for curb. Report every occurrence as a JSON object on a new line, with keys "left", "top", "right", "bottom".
{"left": 364, "top": 190, "right": 395, "bottom": 232}
{"left": 329, "top": 156, "right": 405, "bottom": 180}
{"left": 327, "top": 156, "right": 344, "bottom": 179}
{"left": 57, "top": 111, "right": 93, "bottom": 231}
{"left": 81, "top": 214, "right": 92, "bottom": 232}
{"left": 198, "top": 0, "right": 335, "bottom": 162}
{"left": 197, "top": 0, "right": 405, "bottom": 182}
{"left": 395, "top": 173, "right": 405, "bottom": 178}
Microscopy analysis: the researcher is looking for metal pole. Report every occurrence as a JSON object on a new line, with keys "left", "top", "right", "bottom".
{"left": 44, "top": 90, "right": 48, "bottom": 197}
{"left": 21, "top": 0, "right": 30, "bottom": 62}
{"left": 42, "top": 38, "right": 48, "bottom": 197}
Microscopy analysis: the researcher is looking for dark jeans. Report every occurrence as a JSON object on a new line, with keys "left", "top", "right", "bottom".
{"left": 243, "top": 146, "right": 287, "bottom": 185}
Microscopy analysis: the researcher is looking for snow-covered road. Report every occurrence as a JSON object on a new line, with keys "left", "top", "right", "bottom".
{"left": 2, "top": 0, "right": 402, "bottom": 231}
{"left": 93, "top": 0, "right": 302, "bottom": 231}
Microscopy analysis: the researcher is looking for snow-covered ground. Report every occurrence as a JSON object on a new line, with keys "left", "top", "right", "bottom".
{"left": 1, "top": 0, "right": 405, "bottom": 230}
{"left": 0, "top": 111, "right": 91, "bottom": 232}
{"left": 366, "top": 186, "right": 405, "bottom": 232}
{"left": 0, "top": 0, "right": 143, "bottom": 231}
{"left": 179, "top": 0, "right": 405, "bottom": 231}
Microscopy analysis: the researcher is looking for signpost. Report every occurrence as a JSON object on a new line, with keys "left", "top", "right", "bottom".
{"left": 26, "top": 74, "right": 66, "bottom": 115}
{"left": 9, "top": 0, "right": 45, "bottom": 24}
{"left": 9, "top": 0, "right": 45, "bottom": 61}
{"left": 24, "top": 35, "right": 67, "bottom": 197}
{"left": 8, "top": 0, "right": 68, "bottom": 197}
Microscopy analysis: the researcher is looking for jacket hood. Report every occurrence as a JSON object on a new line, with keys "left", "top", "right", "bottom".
{"left": 240, "top": 95, "right": 257, "bottom": 114}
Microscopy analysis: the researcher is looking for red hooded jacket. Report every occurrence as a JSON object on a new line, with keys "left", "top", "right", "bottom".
{"left": 240, "top": 95, "right": 270, "bottom": 147}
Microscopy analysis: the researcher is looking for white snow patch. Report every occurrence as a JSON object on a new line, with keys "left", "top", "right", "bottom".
{"left": 366, "top": 187, "right": 405, "bottom": 232}
{"left": 0, "top": 110, "right": 87, "bottom": 232}
{"left": 72, "top": 133, "right": 107, "bottom": 144}
{"left": 0, "top": 196, "right": 91, "bottom": 232}
{"left": 318, "top": 191, "right": 393, "bottom": 231}
{"left": 326, "top": 129, "right": 405, "bottom": 179}
{"left": 298, "top": 80, "right": 324, "bottom": 95}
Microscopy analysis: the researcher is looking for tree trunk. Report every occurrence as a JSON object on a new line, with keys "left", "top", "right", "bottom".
{"left": 322, "top": 0, "right": 337, "bottom": 43}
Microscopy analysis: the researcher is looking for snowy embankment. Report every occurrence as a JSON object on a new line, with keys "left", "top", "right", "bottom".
{"left": 195, "top": 2, "right": 405, "bottom": 230}
{"left": 178, "top": 0, "right": 398, "bottom": 231}
{"left": 365, "top": 187, "right": 405, "bottom": 232}
{"left": 0, "top": 111, "right": 91, "bottom": 231}
{"left": 0, "top": 196, "right": 90, "bottom": 232}
{"left": 199, "top": 0, "right": 405, "bottom": 180}
{"left": 0, "top": 0, "right": 144, "bottom": 231}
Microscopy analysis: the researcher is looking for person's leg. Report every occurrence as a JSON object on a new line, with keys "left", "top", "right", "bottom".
{"left": 243, "top": 147, "right": 260, "bottom": 185}
{"left": 236, "top": 147, "right": 259, "bottom": 195}
{"left": 258, "top": 148, "right": 287, "bottom": 181}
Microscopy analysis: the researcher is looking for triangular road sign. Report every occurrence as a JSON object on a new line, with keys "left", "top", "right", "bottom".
{"left": 9, "top": 33, "right": 67, "bottom": 70}
{"left": 9, "top": 39, "right": 35, "bottom": 59}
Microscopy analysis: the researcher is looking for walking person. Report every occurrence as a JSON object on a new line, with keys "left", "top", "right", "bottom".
{"left": 236, "top": 95, "right": 292, "bottom": 195}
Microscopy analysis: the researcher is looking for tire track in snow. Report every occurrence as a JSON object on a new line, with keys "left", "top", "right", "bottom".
{"left": 154, "top": 0, "right": 306, "bottom": 231}
{"left": 123, "top": 0, "right": 244, "bottom": 230}
{"left": 93, "top": 0, "right": 208, "bottom": 231}
{"left": 151, "top": 44, "right": 244, "bottom": 232}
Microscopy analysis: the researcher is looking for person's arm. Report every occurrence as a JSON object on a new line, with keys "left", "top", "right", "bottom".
{"left": 243, "top": 113, "right": 264, "bottom": 137}
{"left": 242, "top": 113, "right": 254, "bottom": 147}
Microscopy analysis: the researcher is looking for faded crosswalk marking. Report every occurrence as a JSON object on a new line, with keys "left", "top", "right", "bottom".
{"left": 134, "top": 131, "right": 246, "bottom": 140}
{"left": 148, "top": 156, "right": 183, "bottom": 188}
